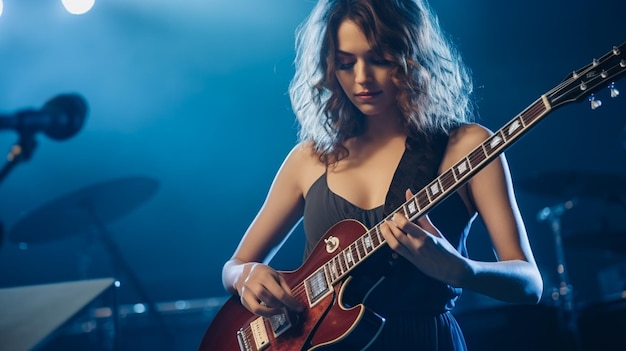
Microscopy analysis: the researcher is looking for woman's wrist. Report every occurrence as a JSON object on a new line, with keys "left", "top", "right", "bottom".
{"left": 223, "top": 259, "right": 246, "bottom": 295}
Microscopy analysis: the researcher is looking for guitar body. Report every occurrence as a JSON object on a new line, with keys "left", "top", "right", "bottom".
{"left": 198, "top": 219, "right": 386, "bottom": 351}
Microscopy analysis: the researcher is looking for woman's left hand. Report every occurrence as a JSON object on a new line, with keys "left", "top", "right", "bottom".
{"left": 380, "top": 189, "right": 470, "bottom": 286}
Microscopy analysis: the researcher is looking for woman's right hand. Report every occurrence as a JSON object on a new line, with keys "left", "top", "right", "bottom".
{"left": 234, "top": 262, "right": 304, "bottom": 317}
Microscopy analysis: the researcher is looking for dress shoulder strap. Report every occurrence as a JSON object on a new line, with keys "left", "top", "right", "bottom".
{"left": 383, "top": 131, "right": 450, "bottom": 216}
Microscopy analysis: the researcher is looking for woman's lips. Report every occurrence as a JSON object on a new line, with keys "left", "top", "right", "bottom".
{"left": 355, "top": 91, "right": 382, "bottom": 101}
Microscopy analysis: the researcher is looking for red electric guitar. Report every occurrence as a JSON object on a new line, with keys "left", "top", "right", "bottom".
{"left": 198, "top": 42, "right": 626, "bottom": 351}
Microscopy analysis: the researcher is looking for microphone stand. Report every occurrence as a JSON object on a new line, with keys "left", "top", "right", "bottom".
{"left": 0, "top": 131, "right": 38, "bottom": 253}
{"left": 0, "top": 131, "right": 37, "bottom": 184}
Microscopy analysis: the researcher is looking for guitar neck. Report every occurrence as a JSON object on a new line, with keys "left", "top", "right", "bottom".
{"left": 318, "top": 41, "right": 626, "bottom": 286}
{"left": 321, "top": 97, "right": 551, "bottom": 286}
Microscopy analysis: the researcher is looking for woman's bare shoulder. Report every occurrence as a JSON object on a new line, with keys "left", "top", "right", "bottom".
{"left": 282, "top": 141, "right": 326, "bottom": 192}
{"left": 448, "top": 123, "right": 492, "bottom": 148}
{"left": 440, "top": 123, "right": 493, "bottom": 169}
{"left": 286, "top": 141, "right": 322, "bottom": 166}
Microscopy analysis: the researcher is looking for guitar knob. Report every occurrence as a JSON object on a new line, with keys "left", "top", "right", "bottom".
{"left": 589, "top": 94, "right": 602, "bottom": 110}
{"left": 324, "top": 236, "right": 339, "bottom": 253}
{"left": 609, "top": 82, "right": 620, "bottom": 98}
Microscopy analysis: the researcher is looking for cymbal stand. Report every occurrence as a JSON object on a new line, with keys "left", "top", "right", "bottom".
{"left": 537, "top": 199, "right": 580, "bottom": 349}
{"left": 82, "top": 199, "right": 176, "bottom": 350}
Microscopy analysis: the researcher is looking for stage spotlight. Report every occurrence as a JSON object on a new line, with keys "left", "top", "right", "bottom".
{"left": 61, "top": 0, "right": 95, "bottom": 15}
{"left": 0, "top": 0, "right": 4, "bottom": 17}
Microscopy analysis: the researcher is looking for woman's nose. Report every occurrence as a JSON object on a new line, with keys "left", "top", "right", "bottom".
{"left": 354, "top": 61, "right": 372, "bottom": 85}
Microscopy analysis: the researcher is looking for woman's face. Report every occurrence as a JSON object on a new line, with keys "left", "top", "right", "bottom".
{"left": 334, "top": 19, "right": 399, "bottom": 119}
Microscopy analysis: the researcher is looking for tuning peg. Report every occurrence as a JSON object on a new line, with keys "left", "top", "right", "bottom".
{"left": 609, "top": 82, "right": 620, "bottom": 98}
{"left": 589, "top": 94, "right": 602, "bottom": 110}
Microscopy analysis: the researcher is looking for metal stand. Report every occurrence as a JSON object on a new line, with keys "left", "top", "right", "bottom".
{"left": 0, "top": 131, "right": 37, "bottom": 184}
{"left": 0, "top": 132, "right": 38, "bottom": 253}
{"left": 82, "top": 201, "right": 176, "bottom": 350}
{"left": 538, "top": 199, "right": 581, "bottom": 350}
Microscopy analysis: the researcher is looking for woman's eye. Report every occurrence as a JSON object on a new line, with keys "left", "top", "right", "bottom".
{"left": 371, "top": 57, "right": 391, "bottom": 65}
{"left": 337, "top": 62, "right": 355, "bottom": 70}
{"left": 335, "top": 57, "right": 391, "bottom": 70}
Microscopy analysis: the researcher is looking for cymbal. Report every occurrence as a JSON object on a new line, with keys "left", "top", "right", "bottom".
{"left": 564, "top": 231, "right": 626, "bottom": 254}
{"left": 9, "top": 176, "right": 159, "bottom": 244}
{"left": 516, "top": 170, "right": 626, "bottom": 199}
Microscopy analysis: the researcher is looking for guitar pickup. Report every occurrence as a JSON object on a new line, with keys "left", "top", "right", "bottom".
{"left": 237, "top": 308, "right": 299, "bottom": 351}
{"left": 268, "top": 308, "right": 298, "bottom": 338}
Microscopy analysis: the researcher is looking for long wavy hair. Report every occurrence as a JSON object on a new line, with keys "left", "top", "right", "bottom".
{"left": 289, "top": 0, "right": 474, "bottom": 164}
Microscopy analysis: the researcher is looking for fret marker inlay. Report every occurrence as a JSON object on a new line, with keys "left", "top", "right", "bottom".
{"left": 407, "top": 200, "right": 417, "bottom": 215}
{"left": 346, "top": 251, "right": 354, "bottom": 264}
{"left": 457, "top": 160, "right": 468, "bottom": 174}
{"left": 364, "top": 236, "right": 372, "bottom": 249}
{"left": 430, "top": 183, "right": 440, "bottom": 195}
{"left": 490, "top": 136, "right": 503, "bottom": 148}
{"left": 507, "top": 120, "right": 521, "bottom": 135}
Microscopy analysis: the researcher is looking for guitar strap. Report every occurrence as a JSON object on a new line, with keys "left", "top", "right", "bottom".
{"left": 383, "top": 131, "right": 450, "bottom": 216}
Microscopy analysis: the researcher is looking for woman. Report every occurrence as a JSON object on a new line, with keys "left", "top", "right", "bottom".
{"left": 221, "top": 0, "right": 543, "bottom": 349}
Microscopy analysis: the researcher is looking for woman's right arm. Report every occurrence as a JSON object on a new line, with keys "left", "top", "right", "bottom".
{"left": 221, "top": 142, "right": 318, "bottom": 317}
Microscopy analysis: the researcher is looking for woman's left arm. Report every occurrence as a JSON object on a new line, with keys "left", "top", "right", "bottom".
{"left": 381, "top": 124, "right": 543, "bottom": 304}
{"left": 458, "top": 124, "right": 543, "bottom": 303}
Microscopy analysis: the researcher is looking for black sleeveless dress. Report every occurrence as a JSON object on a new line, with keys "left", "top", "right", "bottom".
{"left": 302, "top": 135, "right": 476, "bottom": 350}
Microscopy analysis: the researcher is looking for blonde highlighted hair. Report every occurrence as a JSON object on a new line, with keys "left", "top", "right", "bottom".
{"left": 289, "top": 0, "right": 474, "bottom": 164}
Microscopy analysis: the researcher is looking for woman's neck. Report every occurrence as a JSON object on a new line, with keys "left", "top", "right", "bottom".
{"left": 345, "top": 115, "right": 406, "bottom": 156}
{"left": 361, "top": 113, "right": 405, "bottom": 142}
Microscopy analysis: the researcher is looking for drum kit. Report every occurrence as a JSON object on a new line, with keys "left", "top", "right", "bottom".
{"left": 516, "top": 169, "right": 626, "bottom": 350}
{"left": 453, "top": 170, "right": 626, "bottom": 351}
{"left": 6, "top": 176, "right": 161, "bottom": 316}
{"left": 1, "top": 176, "right": 184, "bottom": 350}
{"left": 518, "top": 171, "right": 626, "bottom": 287}
{"left": 517, "top": 170, "right": 626, "bottom": 297}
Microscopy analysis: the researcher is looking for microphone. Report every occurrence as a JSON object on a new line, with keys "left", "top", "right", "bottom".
{"left": 536, "top": 199, "right": 578, "bottom": 222}
{"left": 0, "top": 93, "right": 88, "bottom": 140}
